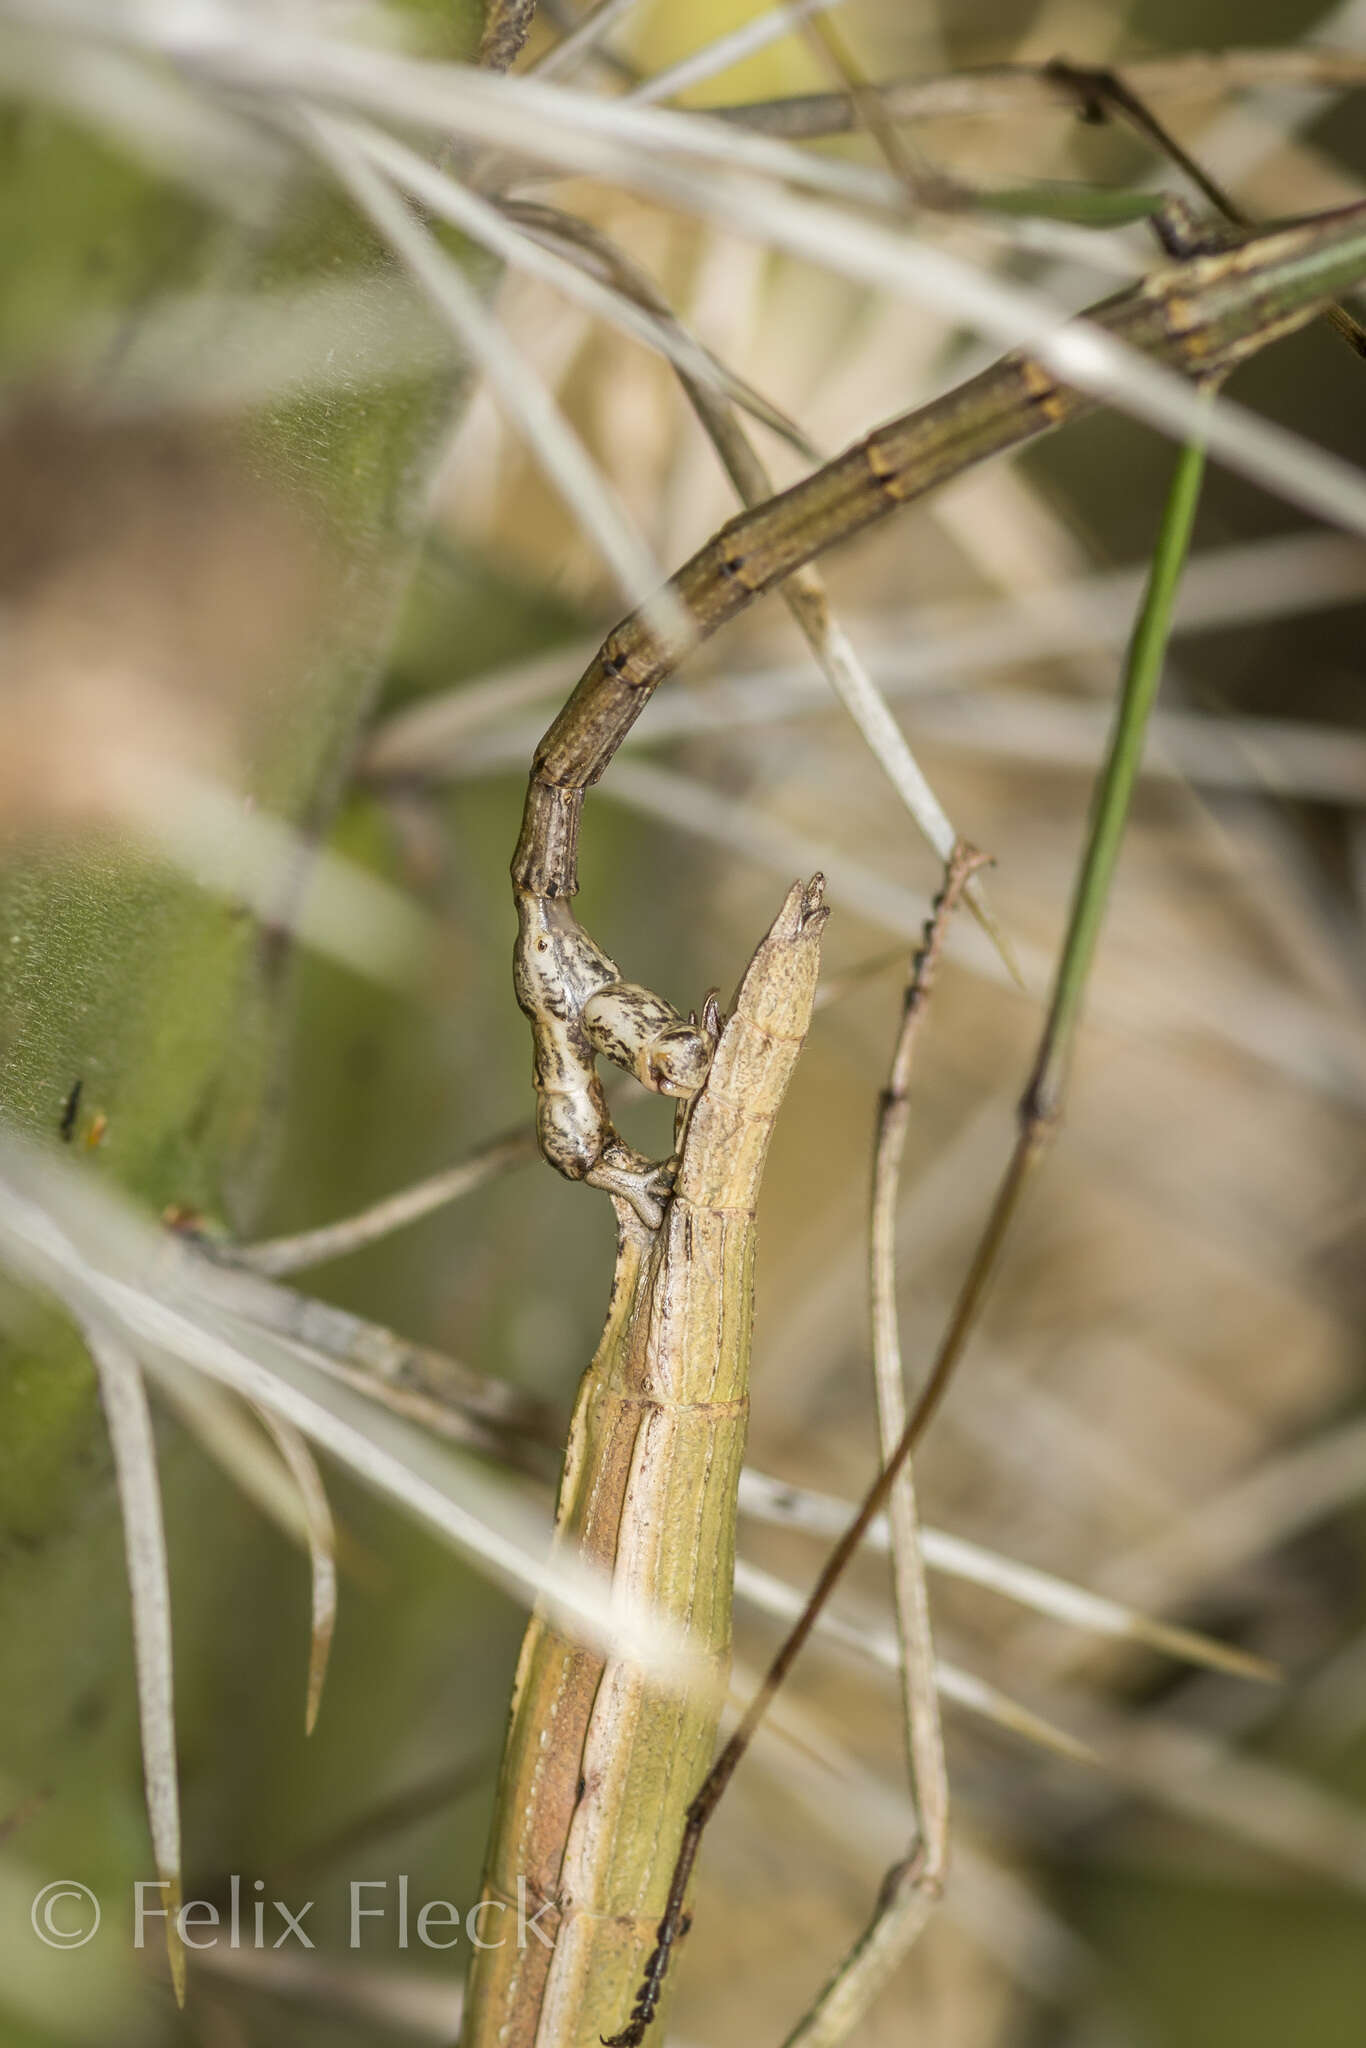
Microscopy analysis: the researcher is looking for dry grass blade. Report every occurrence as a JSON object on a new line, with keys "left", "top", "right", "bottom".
{"left": 365, "top": 663, "right": 1366, "bottom": 809}
{"left": 904, "top": 691, "right": 1366, "bottom": 803}
{"left": 80, "top": 276, "right": 454, "bottom": 418}
{"left": 0, "top": 1145, "right": 693, "bottom": 1681}
{"left": 360, "top": 532, "right": 1366, "bottom": 782}
{"left": 624, "top": 0, "right": 844, "bottom": 107}
{"left": 585, "top": 755, "right": 1365, "bottom": 1107}
{"left": 232, "top": 1126, "right": 540, "bottom": 1278}
{"left": 594, "top": 177, "right": 1366, "bottom": 539}
{"left": 82, "top": 1320, "right": 186, "bottom": 2005}
{"left": 335, "top": 119, "right": 817, "bottom": 459}
{"left": 29, "top": 7, "right": 1366, "bottom": 531}
{"left": 1071, "top": 1699, "right": 1366, "bottom": 1895}
{"left": 23, "top": 4, "right": 1366, "bottom": 525}
{"left": 731, "top": 1562, "right": 1092, "bottom": 1765}
{"left": 298, "top": 106, "right": 685, "bottom": 644}
{"left": 530, "top": 0, "right": 645, "bottom": 82}
{"left": 153, "top": 1374, "right": 320, "bottom": 1549}
{"left": 0, "top": 17, "right": 284, "bottom": 212}
{"left": 590, "top": 863, "right": 998, "bottom": 2038}
{"left": 234, "top": 1327, "right": 546, "bottom": 1468}
{"left": 149, "top": 1375, "right": 352, "bottom": 1739}
{"left": 737, "top": 1470, "right": 1278, "bottom": 1682}
{"left": 192, "top": 1247, "right": 551, "bottom": 1446}
{"left": 1105, "top": 1414, "right": 1366, "bottom": 1621}
{"left": 798, "top": 2, "right": 948, "bottom": 209}
{"left": 602, "top": 756, "right": 944, "bottom": 946}
{"left": 249, "top": 1410, "right": 338, "bottom": 1735}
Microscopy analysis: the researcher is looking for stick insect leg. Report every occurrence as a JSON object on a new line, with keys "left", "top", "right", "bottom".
{"left": 582, "top": 994, "right": 721, "bottom": 1222}
{"left": 513, "top": 887, "right": 714, "bottom": 1219}
{"left": 584, "top": 1141, "right": 674, "bottom": 1229}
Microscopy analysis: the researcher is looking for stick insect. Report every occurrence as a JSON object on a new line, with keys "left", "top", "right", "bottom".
{"left": 480, "top": 197, "right": 1366, "bottom": 2048}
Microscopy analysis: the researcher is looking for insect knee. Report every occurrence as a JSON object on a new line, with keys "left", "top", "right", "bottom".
{"left": 582, "top": 985, "right": 712, "bottom": 1097}
{"left": 643, "top": 1019, "right": 713, "bottom": 1097}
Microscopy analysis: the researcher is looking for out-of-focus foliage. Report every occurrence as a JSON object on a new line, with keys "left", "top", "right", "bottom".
{"left": 0, "top": 6, "right": 490, "bottom": 2042}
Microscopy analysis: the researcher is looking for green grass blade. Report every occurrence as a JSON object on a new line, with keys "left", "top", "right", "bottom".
{"left": 1028, "top": 403, "right": 1213, "bottom": 1120}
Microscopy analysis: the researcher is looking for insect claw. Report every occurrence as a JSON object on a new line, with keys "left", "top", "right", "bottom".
{"left": 587, "top": 1147, "right": 674, "bottom": 1229}
{"left": 601, "top": 2022, "right": 647, "bottom": 2048}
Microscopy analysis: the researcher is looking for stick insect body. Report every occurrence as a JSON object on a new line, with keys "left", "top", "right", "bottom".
{"left": 512, "top": 203, "right": 1366, "bottom": 1222}
{"left": 465, "top": 877, "right": 827, "bottom": 2048}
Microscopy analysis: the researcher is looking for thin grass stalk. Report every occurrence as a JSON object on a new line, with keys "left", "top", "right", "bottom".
{"left": 623, "top": 0, "right": 843, "bottom": 107}
{"left": 781, "top": 848, "right": 987, "bottom": 2047}
{"left": 528, "top": 0, "right": 644, "bottom": 82}
{"left": 233, "top": 1126, "right": 539, "bottom": 1277}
